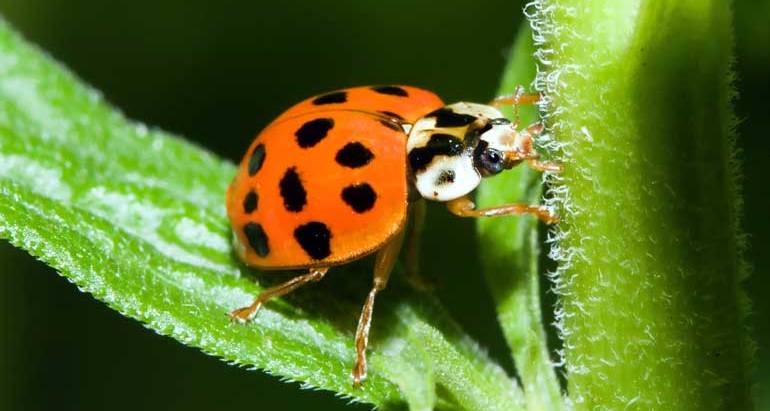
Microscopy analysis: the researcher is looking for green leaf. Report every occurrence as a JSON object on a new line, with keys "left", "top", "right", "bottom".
{"left": 527, "top": 1, "right": 752, "bottom": 409}
{"left": 0, "top": 17, "right": 525, "bottom": 411}
{"left": 476, "top": 24, "right": 565, "bottom": 411}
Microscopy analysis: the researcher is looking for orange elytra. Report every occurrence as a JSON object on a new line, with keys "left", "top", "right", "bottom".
{"left": 226, "top": 85, "right": 560, "bottom": 385}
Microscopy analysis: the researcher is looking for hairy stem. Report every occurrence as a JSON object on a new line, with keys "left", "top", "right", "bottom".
{"left": 528, "top": 1, "right": 752, "bottom": 409}
{"left": 476, "top": 25, "right": 565, "bottom": 411}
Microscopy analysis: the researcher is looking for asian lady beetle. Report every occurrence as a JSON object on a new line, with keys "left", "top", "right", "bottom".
{"left": 226, "top": 85, "right": 560, "bottom": 385}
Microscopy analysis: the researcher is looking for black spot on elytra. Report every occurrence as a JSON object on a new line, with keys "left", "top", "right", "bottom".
{"left": 248, "top": 143, "right": 266, "bottom": 176}
{"left": 243, "top": 190, "right": 258, "bottom": 214}
{"left": 341, "top": 183, "right": 377, "bottom": 213}
{"left": 295, "top": 118, "right": 334, "bottom": 148}
{"left": 408, "top": 133, "right": 464, "bottom": 172}
{"left": 279, "top": 167, "right": 307, "bottom": 212}
{"left": 371, "top": 86, "right": 409, "bottom": 97}
{"left": 294, "top": 221, "right": 332, "bottom": 260}
{"left": 378, "top": 110, "right": 405, "bottom": 121}
{"left": 436, "top": 169, "right": 456, "bottom": 185}
{"left": 335, "top": 142, "right": 374, "bottom": 168}
{"left": 312, "top": 91, "right": 347, "bottom": 105}
{"left": 243, "top": 222, "right": 269, "bottom": 257}
{"left": 428, "top": 108, "right": 477, "bottom": 127}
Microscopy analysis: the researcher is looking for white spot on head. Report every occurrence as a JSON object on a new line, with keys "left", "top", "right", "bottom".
{"left": 414, "top": 155, "right": 480, "bottom": 201}
{"left": 481, "top": 123, "right": 517, "bottom": 151}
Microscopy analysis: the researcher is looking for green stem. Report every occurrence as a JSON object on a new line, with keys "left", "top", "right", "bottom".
{"left": 476, "top": 25, "right": 565, "bottom": 411}
{"left": 529, "top": 1, "right": 752, "bottom": 409}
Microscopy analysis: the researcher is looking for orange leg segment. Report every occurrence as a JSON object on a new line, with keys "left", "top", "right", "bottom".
{"left": 489, "top": 92, "right": 541, "bottom": 108}
{"left": 527, "top": 158, "right": 563, "bottom": 173}
{"left": 447, "top": 195, "right": 559, "bottom": 224}
{"left": 229, "top": 267, "right": 328, "bottom": 322}
{"left": 490, "top": 85, "right": 542, "bottom": 129}
{"left": 352, "top": 227, "right": 405, "bottom": 386}
{"left": 506, "top": 121, "right": 563, "bottom": 173}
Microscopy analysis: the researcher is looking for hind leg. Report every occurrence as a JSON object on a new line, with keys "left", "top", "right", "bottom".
{"left": 230, "top": 267, "right": 328, "bottom": 322}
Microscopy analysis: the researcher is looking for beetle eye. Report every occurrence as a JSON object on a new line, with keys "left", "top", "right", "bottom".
{"left": 486, "top": 150, "right": 502, "bottom": 164}
{"left": 482, "top": 149, "right": 505, "bottom": 174}
{"left": 474, "top": 143, "right": 505, "bottom": 176}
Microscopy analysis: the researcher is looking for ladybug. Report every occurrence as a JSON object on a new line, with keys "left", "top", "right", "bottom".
{"left": 226, "top": 85, "right": 560, "bottom": 385}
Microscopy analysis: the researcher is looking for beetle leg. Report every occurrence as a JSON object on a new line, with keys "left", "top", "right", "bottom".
{"left": 490, "top": 86, "right": 541, "bottom": 127}
{"left": 514, "top": 121, "right": 563, "bottom": 173}
{"left": 446, "top": 195, "right": 558, "bottom": 224}
{"left": 229, "top": 267, "right": 328, "bottom": 322}
{"left": 527, "top": 158, "right": 563, "bottom": 173}
{"left": 352, "top": 227, "right": 405, "bottom": 386}
{"left": 404, "top": 200, "right": 434, "bottom": 290}
{"left": 489, "top": 86, "right": 541, "bottom": 108}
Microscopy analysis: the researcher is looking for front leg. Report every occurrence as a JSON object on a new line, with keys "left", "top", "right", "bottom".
{"left": 490, "top": 85, "right": 541, "bottom": 128}
{"left": 508, "top": 122, "right": 563, "bottom": 173}
{"left": 489, "top": 85, "right": 541, "bottom": 108}
{"left": 446, "top": 195, "right": 558, "bottom": 224}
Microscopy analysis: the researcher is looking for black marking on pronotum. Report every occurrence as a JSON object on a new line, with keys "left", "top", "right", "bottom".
{"left": 279, "top": 167, "right": 307, "bottom": 212}
{"left": 475, "top": 117, "right": 512, "bottom": 138}
{"left": 294, "top": 221, "right": 332, "bottom": 260}
{"left": 243, "top": 190, "right": 259, "bottom": 214}
{"left": 371, "top": 86, "right": 409, "bottom": 97}
{"left": 295, "top": 118, "right": 334, "bottom": 148}
{"left": 428, "top": 108, "right": 477, "bottom": 128}
{"left": 379, "top": 119, "right": 403, "bottom": 132}
{"left": 312, "top": 91, "right": 347, "bottom": 105}
{"left": 243, "top": 222, "right": 269, "bottom": 257}
{"left": 435, "top": 169, "right": 456, "bottom": 185}
{"left": 341, "top": 183, "right": 377, "bottom": 213}
{"left": 335, "top": 142, "right": 374, "bottom": 168}
{"left": 248, "top": 143, "right": 266, "bottom": 176}
{"left": 408, "top": 133, "right": 464, "bottom": 172}
{"left": 476, "top": 122, "right": 494, "bottom": 136}
{"left": 378, "top": 110, "right": 405, "bottom": 121}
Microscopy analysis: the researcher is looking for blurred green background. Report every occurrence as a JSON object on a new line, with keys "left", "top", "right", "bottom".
{"left": 0, "top": 1, "right": 767, "bottom": 410}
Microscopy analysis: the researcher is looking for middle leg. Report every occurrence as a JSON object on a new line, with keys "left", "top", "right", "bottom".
{"left": 352, "top": 227, "right": 405, "bottom": 386}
